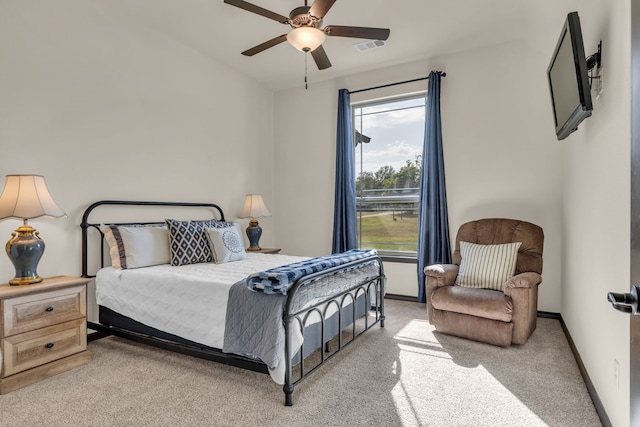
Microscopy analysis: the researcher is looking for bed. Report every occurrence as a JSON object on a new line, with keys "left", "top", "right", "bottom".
{"left": 81, "top": 200, "right": 386, "bottom": 406}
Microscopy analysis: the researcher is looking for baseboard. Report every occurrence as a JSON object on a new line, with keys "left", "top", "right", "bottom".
{"left": 536, "top": 310, "right": 561, "bottom": 319}
{"left": 385, "top": 293, "right": 418, "bottom": 302}
{"left": 553, "top": 312, "right": 613, "bottom": 427}
{"left": 87, "top": 331, "right": 111, "bottom": 342}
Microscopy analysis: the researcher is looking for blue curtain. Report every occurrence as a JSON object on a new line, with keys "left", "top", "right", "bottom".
{"left": 332, "top": 89, "right": 358, "bottom": 254}
{"left": 417, "top": 71, "right": 452, "bottom": 302}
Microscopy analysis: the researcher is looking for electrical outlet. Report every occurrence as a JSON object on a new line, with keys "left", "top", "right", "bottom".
{"left": 614, "top": 358, "right": 620, "bottom": 390}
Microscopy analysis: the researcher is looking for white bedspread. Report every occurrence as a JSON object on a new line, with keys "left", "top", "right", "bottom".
{"left": 96, "top": 253, "right": 308, "bottom": 350}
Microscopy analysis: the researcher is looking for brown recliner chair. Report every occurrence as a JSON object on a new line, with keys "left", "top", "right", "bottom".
{"left": 425, "top": 218, "right": 544, "bottom": 347}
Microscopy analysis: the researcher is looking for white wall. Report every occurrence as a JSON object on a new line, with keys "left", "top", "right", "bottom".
{"left": 0, "top": 1, "right": 276, "bottom": 319}
{"left": 560, "top": 3, "right": 631, "bottom": 427}
{"left": 274, "top": 41, "right": 563, "bottom": 311}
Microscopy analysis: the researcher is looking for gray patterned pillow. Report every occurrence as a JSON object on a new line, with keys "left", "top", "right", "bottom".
{"left": 166, "top": 219, "right": 234, "bottom": 266}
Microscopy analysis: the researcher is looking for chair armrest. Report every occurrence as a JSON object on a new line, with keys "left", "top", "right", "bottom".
{"left": 424, "top": 264, "right": 458, "bottom": 324}
{"left": 424, "top": 264, "right": 459, "bottom": 288}
{"left": 504, "top": 272, "right": 542, "bottom": 290}
{"left": 503, "top": 272, "right": 542, "bottom": 345}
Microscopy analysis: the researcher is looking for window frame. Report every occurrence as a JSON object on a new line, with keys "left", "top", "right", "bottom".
{"left": 351, "top": 92, "right": 427, "bottom": 262}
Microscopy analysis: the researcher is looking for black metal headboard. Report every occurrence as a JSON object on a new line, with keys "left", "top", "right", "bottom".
{"left": 80, "top": 200, "right": 225, "bottom": 278}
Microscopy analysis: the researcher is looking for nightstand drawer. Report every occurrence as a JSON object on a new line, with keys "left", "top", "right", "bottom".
{"left": 3, "top": 285, "right": 86, "bottom": 337}
{"left": 3, "top": 318, "right": 87, "bottom": 377}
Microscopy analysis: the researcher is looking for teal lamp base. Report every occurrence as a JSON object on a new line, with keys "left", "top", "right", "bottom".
{"left": 6, "top": 223, "right": 45, "bottom": 286}
{"left": 246, "top": 219, "right": 263, "bottom": 251}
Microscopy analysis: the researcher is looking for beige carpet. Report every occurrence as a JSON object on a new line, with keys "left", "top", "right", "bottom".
{"left": 0, "top": 300, "right": 601, "bottom": 427}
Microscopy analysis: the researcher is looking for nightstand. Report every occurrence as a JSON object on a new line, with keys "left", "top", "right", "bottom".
{"left": 0, "top": 275, "right": 92, "bottom": 394}
{"left": 251, "top": 248, "right": 281, "bottom": 254}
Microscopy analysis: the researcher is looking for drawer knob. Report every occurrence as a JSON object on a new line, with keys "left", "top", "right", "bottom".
{"left": 45, "top": 343, "right": 54, "bottom": 349}
{"left": 45, "top": 307, "right": 54, "bottom": 312}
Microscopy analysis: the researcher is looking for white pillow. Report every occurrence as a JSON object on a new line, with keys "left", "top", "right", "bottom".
{"left": 456, "top": 241, "right": 522, "bottom": 291}
{"left": 205, "top": 223, "right": 247, "bottom": 264}
{"left": 101, "top": 224, "right": 170, "bottom": 269}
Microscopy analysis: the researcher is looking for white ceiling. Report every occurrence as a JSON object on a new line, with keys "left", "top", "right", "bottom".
{"left": 111, "top": 0, "right": 577, "bottom": 91}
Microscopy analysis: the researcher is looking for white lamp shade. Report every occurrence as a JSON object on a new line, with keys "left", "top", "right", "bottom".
{"left": 0, "top": 175, "right": 65, "bottom": 220}
{"left": 239, "top": 194, "right": 271, "bottom": 219}
{"left": 287, "top": 27, "right": 326, "bottom": 52}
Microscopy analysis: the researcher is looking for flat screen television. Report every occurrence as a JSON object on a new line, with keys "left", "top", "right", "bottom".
{"left": 547, "top": 12, "right": 593, "bottom": 141}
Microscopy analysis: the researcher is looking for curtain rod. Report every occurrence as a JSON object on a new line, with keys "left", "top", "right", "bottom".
{"left": 348, "top": 72, "right": 446, "bottom": 95}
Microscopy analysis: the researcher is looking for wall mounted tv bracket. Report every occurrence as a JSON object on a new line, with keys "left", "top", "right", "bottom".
{"left": 586, "top": 40, "right": 603, "bottom": 87}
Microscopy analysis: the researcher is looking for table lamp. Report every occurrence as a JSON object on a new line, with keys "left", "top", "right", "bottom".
{"left": 0, "top": 175, "right": 66, "bottom": 285}
{"left": 239, "top": 194, "right": 271, "bottom": 251}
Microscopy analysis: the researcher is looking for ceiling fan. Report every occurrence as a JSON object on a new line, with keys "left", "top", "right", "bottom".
{"left": 223, "top": 0, "right": 391, "bottom": 70}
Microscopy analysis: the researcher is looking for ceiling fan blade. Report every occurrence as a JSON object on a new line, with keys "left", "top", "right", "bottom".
{"left": 311, "top": 45, "right": 332, "bottom": 70}
{"left": 309, "top": 0, "right": 336, "bottom": 19}
{"left": 241, "top": 34, "right": 288, "bottom": 56}
{"left": 223, "top": 0, "right": 289, "bottom": 24}
{"left": 324, "top": 26, "right": 390, "bottom": 40}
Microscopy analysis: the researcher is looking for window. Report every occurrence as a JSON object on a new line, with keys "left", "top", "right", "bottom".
{"left": 353, "top": 94, "right": 426, "bottom": 258}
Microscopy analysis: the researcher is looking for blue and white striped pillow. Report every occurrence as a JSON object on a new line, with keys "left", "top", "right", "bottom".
{"left": 456, "top": 241, "right": 522, "bottom": 291}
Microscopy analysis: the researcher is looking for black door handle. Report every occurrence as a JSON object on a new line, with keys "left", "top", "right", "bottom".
{"left": 607, "top": 285, "right": 640, "bottom": 314}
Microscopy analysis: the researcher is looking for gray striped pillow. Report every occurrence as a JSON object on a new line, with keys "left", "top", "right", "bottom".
{"left": 456, "top": 241, "right": 522, "bottom": 291}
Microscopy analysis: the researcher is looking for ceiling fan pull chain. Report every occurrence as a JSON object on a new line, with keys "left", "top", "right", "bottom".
{"left": 305, "top": 51, "right": 308, "bottom": 90}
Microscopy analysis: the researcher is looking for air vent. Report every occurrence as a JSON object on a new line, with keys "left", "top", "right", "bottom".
{"left": 353, "top": 40, "right": 387, "bottom": 52}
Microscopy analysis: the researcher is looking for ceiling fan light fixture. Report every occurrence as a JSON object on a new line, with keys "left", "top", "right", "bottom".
{"left": 287, "top": 27, "right": 326, "bottom": 52}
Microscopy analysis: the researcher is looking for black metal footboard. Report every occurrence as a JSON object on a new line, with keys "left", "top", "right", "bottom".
{"left": 282, "top": 256, "right": 385, "bottom": 406}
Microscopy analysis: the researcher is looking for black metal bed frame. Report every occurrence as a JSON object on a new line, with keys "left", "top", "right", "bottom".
{"left": 81, "top": 200, "right": 386, "bottom": 406}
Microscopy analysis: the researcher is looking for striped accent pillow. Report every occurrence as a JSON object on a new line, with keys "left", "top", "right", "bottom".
{"left": 456, "top": 241, "right": 522, "bottom": 291}
{"left": 100, "top": 224, "right": 169, "bottom": 269}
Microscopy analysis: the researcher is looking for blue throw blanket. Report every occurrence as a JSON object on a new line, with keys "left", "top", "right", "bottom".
{"left": 244, "top": 249, "right": 377, "bottom": 295}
